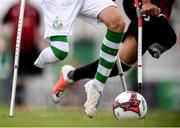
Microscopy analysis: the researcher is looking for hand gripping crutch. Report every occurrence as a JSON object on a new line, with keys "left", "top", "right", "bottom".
{"left": 134, "top": 0, "right": 143, "bottom": 94}
{"left": 9, "top": 0, "right": 26, "bottom": 117}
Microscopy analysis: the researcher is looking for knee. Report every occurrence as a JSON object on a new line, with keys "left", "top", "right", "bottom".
{"left": 106, "top": 17, "right": 126, "bottom": 32}
{"left": 99, "top": 6, "right": 126, "bottom": 32}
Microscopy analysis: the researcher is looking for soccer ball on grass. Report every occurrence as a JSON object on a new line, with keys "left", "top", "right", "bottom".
{"left": 113, "top": 91, "right": 147, "bottom": 120}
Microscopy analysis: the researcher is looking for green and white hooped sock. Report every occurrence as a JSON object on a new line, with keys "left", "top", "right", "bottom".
{"left": 34, "top": 36, "right": 69, "bottom": 68}
{"left": 50, "top": 36, "right": 69, "bottom": 60}
{"left": 94, "top": 29, "right": 124, "bottom": 92}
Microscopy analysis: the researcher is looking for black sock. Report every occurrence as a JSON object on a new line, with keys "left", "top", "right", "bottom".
{"left": 71, "top": 59, "right": 131, "bottom": 82}
{"left": 72, "top": 60, "right": 99, "bottom": 81}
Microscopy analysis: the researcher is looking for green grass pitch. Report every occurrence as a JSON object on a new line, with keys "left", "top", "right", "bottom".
{"left": 0, "top": 106, "right": 180, "bottom": 127}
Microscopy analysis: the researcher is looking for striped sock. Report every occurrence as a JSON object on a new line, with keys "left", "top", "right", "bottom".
{"left": 50, "top": 36, "right": 69, "bottom": 60}
{"left": 34, "top": 36, "right": 69, "bottom": 68}
{"left": 94, "top": 29, "right": 124, "bottom": 92}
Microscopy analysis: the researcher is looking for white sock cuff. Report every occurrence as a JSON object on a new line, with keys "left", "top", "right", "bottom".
{"left": 93, "top": 79, "right": 104, "bottom": 92}
{"left": 51, "top": 41, "right": 69, "bottom": 52}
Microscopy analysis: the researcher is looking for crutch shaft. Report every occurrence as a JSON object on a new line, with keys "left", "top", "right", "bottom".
{"left": 117, "top": 58, "right": 128, "bottom": 92}
{"left": 9, "top": 0, "right": 26, "bottom": 117}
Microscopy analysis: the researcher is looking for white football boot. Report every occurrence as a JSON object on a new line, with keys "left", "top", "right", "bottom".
{"left": 84, "top": 80, "right": 102, "bottom": 118}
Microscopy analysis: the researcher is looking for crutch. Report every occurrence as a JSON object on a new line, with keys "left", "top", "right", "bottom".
{"left": 9, "top": 0, "right": 26, "bottom": 117}
{"left": 133, "top": 0, "right": 161, "bottom": 94}
{"left": 134, "top": 0, "right": 143, "bottom": 94}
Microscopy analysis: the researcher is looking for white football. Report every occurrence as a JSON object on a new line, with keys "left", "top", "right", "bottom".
{"left": 113, "top": 91, "right": 147, "bottom": 120}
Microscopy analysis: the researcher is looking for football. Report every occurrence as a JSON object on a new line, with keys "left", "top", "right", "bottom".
{"left": 113, "top": 91, "right": 147, "bottom": 120}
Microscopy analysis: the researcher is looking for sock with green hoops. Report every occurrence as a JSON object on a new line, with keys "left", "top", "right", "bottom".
{"left": 34, "top": 36, "right": 69, "bottom": 68}
{"left": 93, "top": 29, "right": 124, "bottom": 92}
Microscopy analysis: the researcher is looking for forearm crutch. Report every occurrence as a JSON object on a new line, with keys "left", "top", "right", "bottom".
{"left": 9, "top": 0, "right": 26, "bottom": 117}
{"left": 134, "top": 0, "right": 143, "bottom": 94}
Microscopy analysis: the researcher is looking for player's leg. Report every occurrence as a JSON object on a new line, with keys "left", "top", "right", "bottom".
{"left": 34, "top": 0, "right": 82, "bottom": 68}
{"left": 34, "top": 36, "right": 69, "bottom": 68}
{"left": 84, "top": 6, "right": 126, "bottom": 117}
{"left": 91, "top": 6, "right": 125, "bottom": 89}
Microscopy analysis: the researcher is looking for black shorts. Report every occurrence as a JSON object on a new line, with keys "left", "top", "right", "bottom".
{"left": 123, "top": 16, "right": 177, "bottom": 55}
{"left": 13, "top": 47, "right": 42, "bottom": 75}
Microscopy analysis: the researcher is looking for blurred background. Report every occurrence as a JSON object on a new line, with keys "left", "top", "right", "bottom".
{"left": 0, "top": 0, "right": 180, "bottom": 113}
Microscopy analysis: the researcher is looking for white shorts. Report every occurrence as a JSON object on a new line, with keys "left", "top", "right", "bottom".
{"left": 41, "top": 0, "right": 116, "bottom": 39}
